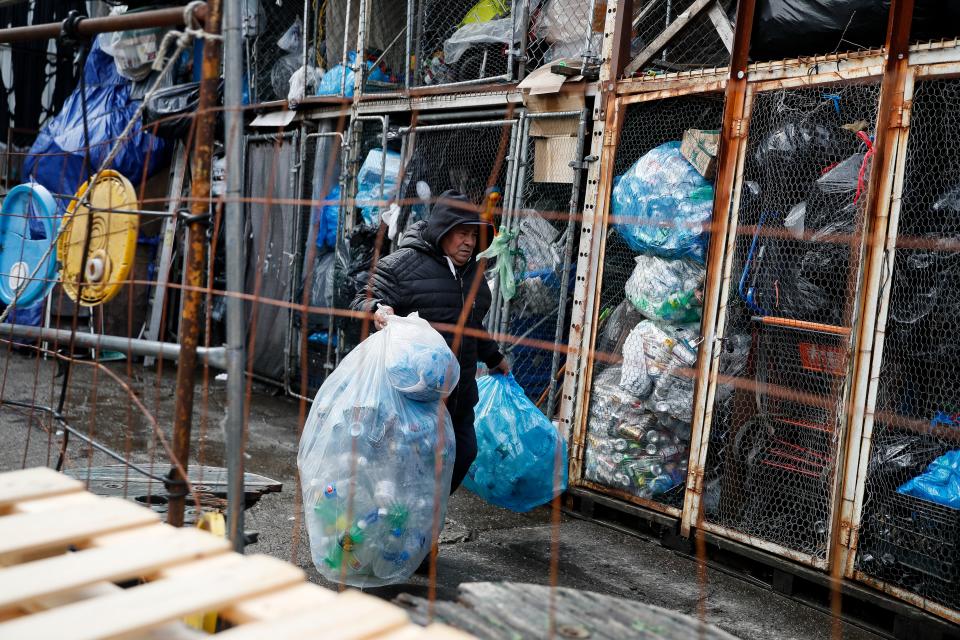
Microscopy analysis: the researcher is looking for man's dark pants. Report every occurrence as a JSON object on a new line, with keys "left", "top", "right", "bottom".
{"left": 449, "top": 400, "right": 478, "bottom": 495}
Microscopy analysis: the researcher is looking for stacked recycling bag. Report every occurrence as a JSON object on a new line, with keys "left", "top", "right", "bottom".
{"left": 464, "top": 374, "right": 568, "bottom": 512}
{"left": 298, "top": 313, "right": 458, "bottom": 587}
{"left": 585, "top": 139, "right": 716, "bottom": 499}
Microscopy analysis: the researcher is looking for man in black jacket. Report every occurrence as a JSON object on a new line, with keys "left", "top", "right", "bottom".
{"left": 351, "top": 190, "right": 510, "bottom": 495}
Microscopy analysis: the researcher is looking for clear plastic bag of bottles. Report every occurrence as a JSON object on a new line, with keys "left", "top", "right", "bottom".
{"left": 385, "top": 312, "right": 460, "bottom": 402}
{"left": 625, "top": 255, "right": 705, "bottom": 324}
{"left": 611, "top": 142, "right": 714, "bottom": 263}
{"left": 464, "top": 374, "right": 568, "bottom": 512}
{"left": 297, "top": 313, "right": 458, "bottom": 587}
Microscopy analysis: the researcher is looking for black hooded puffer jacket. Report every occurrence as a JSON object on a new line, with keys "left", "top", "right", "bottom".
{"left": 350, "top": 192, "right": 504, "bottom": 414}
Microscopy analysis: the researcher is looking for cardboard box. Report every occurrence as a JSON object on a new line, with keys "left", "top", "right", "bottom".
{"left": 680, "top": 129, "right": 721, "bottom": 180}
{"left": 533, "top": 136, "right": 579, "bottom": 184}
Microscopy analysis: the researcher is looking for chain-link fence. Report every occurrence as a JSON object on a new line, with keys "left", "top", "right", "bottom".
{"left": 287, "top": 121, "right": 348, "bottom": 398}
{"left": 581, "top": 94, "right": 724, "bottom": 511}
{"left": 494, "top": 110, "right": 587, "bottom": 416}
{"left": 356, "top": 0, "right": 408, "bottom": 94}
{"left": 527, "top": 0, "right": 602, "bottom": 69}
{"left": 407, "top": 0, "right": 518, "bottom": 88}
{"left": 698, "top": 82, "right": 881, "bottom": 562}
{"left": 246, "top": 0, "right": 307, "bottom": 103}
{"left": 853, "top": 78, "right": 960, "bottom": 612}
{"left": 627, "top": 0, "right": 735, "bottom": 77}
{"left": 395, "top": 118, "right": 517, "bottom": 235}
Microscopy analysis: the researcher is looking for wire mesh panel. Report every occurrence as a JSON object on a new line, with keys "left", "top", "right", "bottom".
{"left": 248, "top": 0, "right": 307, "bottom": 103}
{"left": 699, "top": 82, "right": 881, "bottom": 562}
{"left": 395, "top": 120, "right": 516, "bottom": 235}
{"left": 497, "top": 112, "right": 585, "bottom": 415}
{"left": 288, "top": 123, "right": 347, "bottom": 397}
{"left": 581, "top": 95, "right": 724, "bottom": 511}
{"left": 628, "top": 0, "right": 735, "bottom": 77}
{"left": 307, "top": 0, "right": 363, "bottom": 98}
{"left": 357, "top": 0, "right": 408, "bottom": 94}
{"left": 527, "top": 0, "right": 602, "bottom": 67}
{"left": 854, "top": 78, "right": 960, "bottom": 612}
{"left": 408, "top": 0, "right": 517, "bottom": 88}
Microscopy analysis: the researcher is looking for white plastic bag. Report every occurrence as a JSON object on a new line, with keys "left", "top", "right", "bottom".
{"left": 288, "top": 65, "right": 325, "bottom": 104}
{"left": 621, "top": 320, "right": 699, "bottom": 399}
{"left": 297, "top": 313, "right": 458, "bottom": 587}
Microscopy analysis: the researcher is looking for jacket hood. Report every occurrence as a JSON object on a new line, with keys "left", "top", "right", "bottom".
{"left": 421, "top": 190, "right": 494, "bottom": 254}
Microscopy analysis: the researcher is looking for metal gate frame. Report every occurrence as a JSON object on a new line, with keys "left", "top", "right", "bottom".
{"left": 284, "top": 122, "right": 350, "bottom": 400}
{"left": 563, "top": 80, "right": 727, "bottom": 519}
{"left": 393, "top": 115, "right": 521, "bottom": 264}
{"left": 242, "top": 129, "right": 301, "bottom": 387}
{"left": 494, "top": 108, "right": 590, "bottom": 415}
{"left": 837, "top": 45, "right": 960, "bottom": 625}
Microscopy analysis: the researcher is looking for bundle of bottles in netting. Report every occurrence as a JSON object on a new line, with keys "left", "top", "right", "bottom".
{"left": 298, "top": 313, "right": 458, "bottom": 586}
{"left": 583, "top": 138, "right": 748, "bottom": 503}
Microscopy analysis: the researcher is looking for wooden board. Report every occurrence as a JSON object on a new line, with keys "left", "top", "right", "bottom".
{"left": 0, "top": 527, "right": 228, "bottom": 611}
{"left": 0, "top": 467, "right": 83, "bottom": 510}
{"left": 0, "top": 497, "right": 158, "bottom": 562}
{"left": 398, "top": 582, "right": 742, "bottom": 640}
{"left": 216, "top": 591, "right": 411, "bottom": 640}
{"left": 0, "top": 468, "right": 474, "bottom": 640}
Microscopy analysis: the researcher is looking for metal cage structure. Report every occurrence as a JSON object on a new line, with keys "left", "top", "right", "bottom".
{"left": 569, "top": 87, "right": 726, "bottom": 517}
{"left": 286, "top": 118, "right": 350, "bottom": 400}
{"left": 562, "top": 12, "right": 960, "bottom": 623}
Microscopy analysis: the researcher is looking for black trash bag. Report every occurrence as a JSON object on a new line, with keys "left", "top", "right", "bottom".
{"left": 744, "top": 153, "right": 865, "bottom": 325}
{"left": 142, "top": 81, "right": 224, "bottom": 139}
{"left": 294, "top": 249, "right": 336, "bottom": 333}
{"left": 333, "top": 224, "right": 380, "bottom": 345}
{"left": 751, "top": 1, "right": 960, "bottom": 61}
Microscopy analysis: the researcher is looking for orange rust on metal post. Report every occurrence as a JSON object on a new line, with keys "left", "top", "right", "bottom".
{"left": 829, "top": 0, "right": 915, "bottom": 633}
{"left": 687, "top": 0, "right": 756, "bottom": 626}
{"left": 686, "top": 0, "right": 756, "bottom": 509}
{"left": 167, "top": 0, "right": 223, "bottom": 528}
{"left": 0, "top": 4, "right": 208, "bottom": 44}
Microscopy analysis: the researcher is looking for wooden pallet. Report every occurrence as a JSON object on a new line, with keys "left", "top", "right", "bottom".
{"left": 0, "top": 467, "right": 472, "bottom": 640}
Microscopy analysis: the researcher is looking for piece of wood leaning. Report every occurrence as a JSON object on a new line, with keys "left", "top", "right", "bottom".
{"left": 0, "top": 468, "right": 476, "bottom": 640}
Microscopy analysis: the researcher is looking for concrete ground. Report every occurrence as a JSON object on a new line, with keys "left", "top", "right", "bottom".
{"left": 0, "top": 350, "right": 886, "bottom": 640}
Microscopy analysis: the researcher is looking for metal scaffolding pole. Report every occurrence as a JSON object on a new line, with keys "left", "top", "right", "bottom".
{"left": 0, "top": 4, "right": 209, "bottom": 44}
{"left": 223, "top": 0, "right": 249, "bottom": 552}
{"left": 167, "top": 0, "right": 224, "bottom": 528}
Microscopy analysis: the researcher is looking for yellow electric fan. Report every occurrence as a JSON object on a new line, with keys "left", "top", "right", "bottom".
{"left": 58, "top": 170, "right": 140, "bottom": 306}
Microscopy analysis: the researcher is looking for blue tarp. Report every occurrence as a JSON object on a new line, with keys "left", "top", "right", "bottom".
{"left": 23, "top": 38, "right": 168, "bottom": 202}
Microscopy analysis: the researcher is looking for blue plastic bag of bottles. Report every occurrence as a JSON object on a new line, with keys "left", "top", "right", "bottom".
{"left": 23, "top": 38, "right": 167, "bottom": 200}
{"left": 897, "top": 449, "right": 960, "bottom": 510}
{"left": 611, "top": 141, "right": 714, "bottom": 263}
{"left": 464, "top": 374, "right": 568, "bottom": 512}
{"left": 298, "top": 313, "right": 459, "bottom": 587}
{"left": 355, "top": 149, "right": 401, "bottom": 226}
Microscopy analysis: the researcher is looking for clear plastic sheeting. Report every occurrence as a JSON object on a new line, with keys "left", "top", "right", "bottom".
{"left": 611, "top": 141, "right": 714, "bottom": 262}
{"left": 298, "top": 314, "right": 458, "bottom": 587}
{"left": 464, "top": 374, "right": 568, "bottom": 512}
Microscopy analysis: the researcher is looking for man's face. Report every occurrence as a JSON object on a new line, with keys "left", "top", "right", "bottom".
{"left": 441, "top": 224, "right": 479, "bottom": 267}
